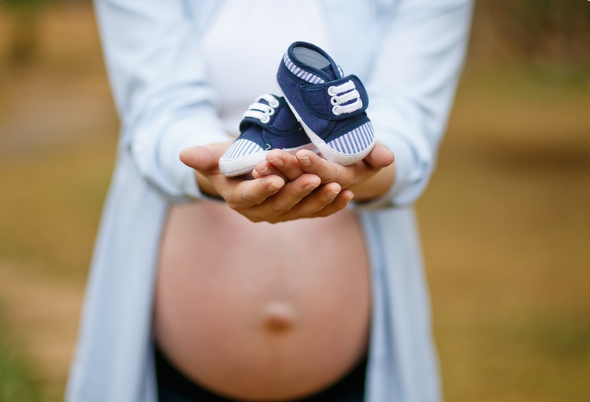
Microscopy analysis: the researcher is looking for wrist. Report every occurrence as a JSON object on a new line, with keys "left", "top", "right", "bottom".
{"left": 195, "top": 171, "right": 222, "bottom": 199}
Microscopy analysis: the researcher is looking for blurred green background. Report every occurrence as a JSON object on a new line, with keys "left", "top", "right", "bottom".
{"left": 0, "top": 1, "right": 589, "bottom": 401}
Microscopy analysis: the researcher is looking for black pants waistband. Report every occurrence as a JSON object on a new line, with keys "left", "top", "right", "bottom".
{"left": 155, "top": 345, "right": 366, "bottom": 402}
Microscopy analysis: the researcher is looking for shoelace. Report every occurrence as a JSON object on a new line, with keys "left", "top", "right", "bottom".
{"left": 328, "top": 81, "right": 362, "bottom": 116}
{"left": 243, "top": 94, "right": 280, "bottom": 124}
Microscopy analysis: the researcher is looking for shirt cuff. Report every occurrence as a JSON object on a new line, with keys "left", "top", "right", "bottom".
{"left": 354, "top": 135, "right": 417, "bottom": 210}
{"left": 159, "top": 113, "right": 232, "bottom": 202}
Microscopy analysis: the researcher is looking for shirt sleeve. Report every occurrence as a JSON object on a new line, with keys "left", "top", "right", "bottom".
{"left": 94, "top": 0, "right": 231, "bottom": 202}
{"left": 359, "top": 0, "right": 474, "bottom": 209}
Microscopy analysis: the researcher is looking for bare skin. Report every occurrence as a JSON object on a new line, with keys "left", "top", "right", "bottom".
{"left": 153, "top": 143, "right": 394, "bottom": 401}
{"left": 179, "top": 142, "right": 395, "bottom": 222}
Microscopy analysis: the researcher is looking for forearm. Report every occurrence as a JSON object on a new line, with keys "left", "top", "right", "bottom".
{"left": 363, "top": 0, "right": 473, "bottom": 207}
{"left": 95, "top": 0, "right": 230, "bottom": 202}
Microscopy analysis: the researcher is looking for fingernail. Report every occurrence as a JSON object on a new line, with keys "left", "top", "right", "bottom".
{"left": 303, "top": 182, "right": 318, "bottom": 192}
{"left": 297, "top": 155, "right": 311, "bottom": 167}
{"left": 270, "top": 157, "right": 284, "bottom": 167}
{"left": 328, "top": 190, "right": 340, "bottom": 201}
{"left": 268, "top": 183, "right": 282, "bottom": 191}
{"left": 257, "top": 166, "right": 268, "bottom": 174}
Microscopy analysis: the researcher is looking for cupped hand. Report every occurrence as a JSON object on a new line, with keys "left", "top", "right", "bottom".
{"left": 253, "top": 143, "right": 395, "bottom": 201}
{"left": 179, "top": 142, "right": 354, "bottom": 223}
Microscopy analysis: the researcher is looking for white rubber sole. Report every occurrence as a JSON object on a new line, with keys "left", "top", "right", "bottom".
{"left": 219, "top": 150, "right": 270, "bottom": 177}
{"left": 284, "top": 98, "right": 375, "bottom": 166}
{"left": 219, "top": 143, "right": 316, "bottom": 177}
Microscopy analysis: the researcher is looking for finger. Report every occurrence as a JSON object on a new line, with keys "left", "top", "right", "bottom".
{"left": 296, "top": 150, "right": 355, "bottom": 186}
{"left": 253, "top": 160, "right": 287, "bottom": 180}
{"left": 312, "top": 190, "right": 355, "bottom": 218}
{"left": 180, "top": 142, "right": 232, "bottom": 173}
{"left": 363, "top": 143, "right": 395, "bottom": 170}
{"left": 270, "top": 182, "right": 343, "bottom": 222}
{"left": 256, "top": 174, "right": 321, "bottom": 216}
{"left": 226, "top": 175, "right": 285, "bottom": 209}
{"left": 266, "top": 150, "right": 306, "bottom": 182}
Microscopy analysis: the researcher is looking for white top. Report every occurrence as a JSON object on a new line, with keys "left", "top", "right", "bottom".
{"left": 202, "top": 0, "right": 332, "bottom": 135}
{"left": 66, "top": 1, "right": 474, "bottom": 401}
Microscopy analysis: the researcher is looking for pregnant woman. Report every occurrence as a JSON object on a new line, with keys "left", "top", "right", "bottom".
{"left": 66, "top": 1, "right": 473, "bottom": 402}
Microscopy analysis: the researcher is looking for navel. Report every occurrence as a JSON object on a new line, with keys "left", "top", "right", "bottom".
{"left": 263, "top": 302, "right": 295, "bottom": 333}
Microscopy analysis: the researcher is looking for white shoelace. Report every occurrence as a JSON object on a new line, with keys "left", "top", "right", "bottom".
{"left": 243, "top": 94, "right": 280, "bottom": 124}
{"left": 328, "top": 80, "right": 362, "bottom": 116}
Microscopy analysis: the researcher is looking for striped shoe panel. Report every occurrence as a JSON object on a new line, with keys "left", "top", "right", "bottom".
{"left": 220, "top": 139, "right": 264, "bottom": 160}
{"left": 283, "top": 53, "right": 325, "bottom": 85}
{"left": 326, "top": 122, "right": 375, "bottom": 155}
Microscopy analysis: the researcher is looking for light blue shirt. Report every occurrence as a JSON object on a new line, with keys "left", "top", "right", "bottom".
{"left": 66, "top": 1, "right": 473, "bottom": 401}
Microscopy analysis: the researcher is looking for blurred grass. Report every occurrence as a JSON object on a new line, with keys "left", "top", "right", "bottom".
{"left": 0, "top": 141, "right": 115, "bottom": 278}
{"left": 419, "top": 60, "right": 590, "bottom": 402}
{"left": 0, "top": 1, "right": 589, "bottom": 402}
{"left": 0, "top": 3, "right": 117, "bottom": 400}
{"left": 0, "top": 311, "right": 46, "bottom": 402}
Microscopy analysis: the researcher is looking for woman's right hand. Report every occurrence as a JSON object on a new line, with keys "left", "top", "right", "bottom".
{"left": 252, "top": 144, "right": 395, "bottom": 203}
{"left": 179, "top": 143, "right": 353, "bottom": 223}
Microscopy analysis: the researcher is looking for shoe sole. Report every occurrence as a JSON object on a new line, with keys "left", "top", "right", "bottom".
{"left": 284, "top": 98, "right": 375, "bottom": 166}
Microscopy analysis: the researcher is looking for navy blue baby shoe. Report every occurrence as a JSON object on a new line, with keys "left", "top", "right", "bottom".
{"left": 277, "top": 41, "right": 375, "bottom": 166}
{"left": 219, "top": 94, "right": 314, "bottom": 177}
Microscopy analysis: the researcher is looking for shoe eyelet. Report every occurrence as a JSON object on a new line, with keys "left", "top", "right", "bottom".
{"left": 267, "top": 107, "right": 275, "bottom": 116}
{"left": 261, "top": 115, "right": 271, "bottom": 124}
{"left": 328, "top": 86, "right": 338, "bottom": 96}
{"left": 330, "top": 96, "right": 339, "bottom": 106}
{"left": 269, "top": 97, "right": 280, "bottom": 108}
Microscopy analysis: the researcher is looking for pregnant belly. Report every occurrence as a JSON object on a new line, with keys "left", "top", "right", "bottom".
{"left": 153, "top": 201, "right": 371, "bottom": 401}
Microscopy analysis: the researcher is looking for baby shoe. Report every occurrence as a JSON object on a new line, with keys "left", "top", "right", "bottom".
{"left": 277, "top": 41, "right": 375, "bottom": 166}
{"left": 219, "top": 94, "right": 314, "bottom": 177}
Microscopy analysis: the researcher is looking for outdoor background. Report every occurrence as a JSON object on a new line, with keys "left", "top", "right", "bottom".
{"left": 1, "top": 1, "right": 589, "bottom": 401}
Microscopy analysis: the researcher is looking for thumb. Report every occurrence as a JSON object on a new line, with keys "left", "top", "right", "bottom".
{"left": 179, "top": 142, "right": 231, "bottom": 173}
{"left": 364, "top": 143, "right": 395, "bottom": 169}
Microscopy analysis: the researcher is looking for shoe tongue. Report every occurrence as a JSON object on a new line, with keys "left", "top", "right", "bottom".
{"left": 273, "top": 103, "right": 298, "bottom": 130}
{"left": 320, "top": 64, "right": 341, "bottom": 81}
{"left": 258, "top": 98, "right": 273, "bottom": 106}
